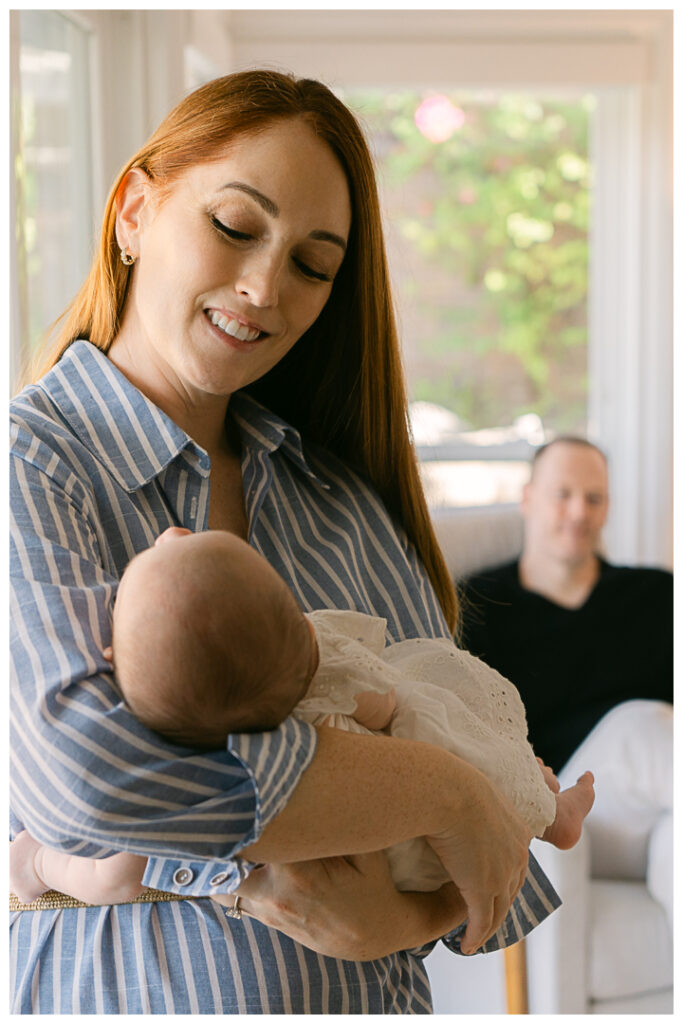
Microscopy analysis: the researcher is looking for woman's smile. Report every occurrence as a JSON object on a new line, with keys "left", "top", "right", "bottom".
{"left": 204, "top": 308, "right": 269, "bottom": 346}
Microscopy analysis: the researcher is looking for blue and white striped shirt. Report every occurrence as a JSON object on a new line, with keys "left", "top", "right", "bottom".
{"left": 10, "top": 340, "right": 558, "bottom": 1013}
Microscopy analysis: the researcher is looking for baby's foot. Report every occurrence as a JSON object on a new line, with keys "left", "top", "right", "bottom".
{"left": 10, "top": 830, "right": 48, "bottom": 903}
{"left": 542, "top": 771, "right": 595, "bottom": 850}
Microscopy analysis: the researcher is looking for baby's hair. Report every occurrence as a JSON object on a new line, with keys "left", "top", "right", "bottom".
{"left": 112, "top": 533, "right": 312, "bottom": 748}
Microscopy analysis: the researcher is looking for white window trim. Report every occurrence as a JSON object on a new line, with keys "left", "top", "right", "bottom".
{"left": 9, "top": 9, "right": 100, "bottom": 387}
{"left": 9, "top": 10, "right": 189, "bottom": 388}
{"left": 9, "top": 11, "right": 26, "bottom": 393}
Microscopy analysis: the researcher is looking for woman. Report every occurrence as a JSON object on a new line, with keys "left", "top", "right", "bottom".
{"left": 10, "top": 71, "right": 553, "bottom": 1014}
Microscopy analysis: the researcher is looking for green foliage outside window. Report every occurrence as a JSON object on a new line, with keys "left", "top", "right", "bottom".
{"left": 346, "top": 91, "right": 592, "bottom": 433}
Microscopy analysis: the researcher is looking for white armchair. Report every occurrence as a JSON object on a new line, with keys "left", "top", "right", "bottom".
{"left": 425, "top": 504, "right": 673, "bottom": 1014}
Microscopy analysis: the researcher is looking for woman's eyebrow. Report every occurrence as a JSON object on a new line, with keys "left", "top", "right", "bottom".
{"left": 219, "top": 181, "right": 347, "bottom": 253}
{"left": 309, "top": 230, "right": 347, "bottom": 253}
{"left": 220, "top": 181, "right": 279, "bottom": 217}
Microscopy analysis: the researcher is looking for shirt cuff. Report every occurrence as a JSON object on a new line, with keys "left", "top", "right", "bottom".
{"left": 143, "top": 716, "right": 317, "bottom": 897}
{"left": 142, "top": 855, "right": 250, "bottom": 896}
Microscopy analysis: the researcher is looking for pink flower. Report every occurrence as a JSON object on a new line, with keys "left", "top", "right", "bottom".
{"left": 458, "top": 187, "right": 477, "bottom": 205}
{"left": 415, "top": 95, "right": 465, "bottom": 143}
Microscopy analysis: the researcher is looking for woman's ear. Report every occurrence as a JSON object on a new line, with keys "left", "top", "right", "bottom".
{"left": 114, "top": 167, "right": 153, "bottom": 256}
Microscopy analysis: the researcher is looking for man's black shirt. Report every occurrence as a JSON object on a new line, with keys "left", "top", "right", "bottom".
{"left": 461, "top": 559, "right": 673, "bottom": 772}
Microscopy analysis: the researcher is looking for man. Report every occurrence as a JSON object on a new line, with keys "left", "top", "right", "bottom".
{"left": 462, "top": 436, "right": 672, "bottom": 919}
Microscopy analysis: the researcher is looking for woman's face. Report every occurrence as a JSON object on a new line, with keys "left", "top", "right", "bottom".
{"left": 112, "top": 118, "right": 351, "bottom": 406}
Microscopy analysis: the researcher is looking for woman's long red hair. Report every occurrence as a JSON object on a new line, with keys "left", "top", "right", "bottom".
{"left": 33, "top": 70, "right": 458, "bottom": 633}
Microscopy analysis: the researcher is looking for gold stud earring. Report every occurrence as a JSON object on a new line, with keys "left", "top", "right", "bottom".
{"left": 120, "top": 248, "right": 136, "bottom": 266}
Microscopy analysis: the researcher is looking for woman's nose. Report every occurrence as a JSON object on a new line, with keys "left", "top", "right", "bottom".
{"left": 235, "top": 252, "right": 283, "bottom": 308}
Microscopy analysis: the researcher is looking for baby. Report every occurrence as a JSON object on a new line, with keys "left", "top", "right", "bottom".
{"left": 11, "top": 528, "right": 594, "bottom": 909}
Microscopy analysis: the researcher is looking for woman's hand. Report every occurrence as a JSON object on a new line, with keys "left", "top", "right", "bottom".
{"left": 245, "top": 730, "right": 534, "bottom": 957}
{"left": 426, "top": 765, "right": 532, "bottom": 955}
{"left": 212, "top": 852, "right": 467, "bottom": 961}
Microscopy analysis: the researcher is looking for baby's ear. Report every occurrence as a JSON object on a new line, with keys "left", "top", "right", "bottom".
{"left": 102, "top": 646, "right": 113, "bottom": 663}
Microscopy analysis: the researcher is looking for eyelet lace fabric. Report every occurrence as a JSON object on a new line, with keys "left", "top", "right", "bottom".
{"left": 296, "top": 610, "right": 556, "bottom": 844}
{"left": 295, "top": 609, "right": 404, "bottom": 718}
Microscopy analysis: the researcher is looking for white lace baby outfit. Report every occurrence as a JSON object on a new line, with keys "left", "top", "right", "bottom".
{"left": 296, "top": 608, "right": 556, "bottom": 892}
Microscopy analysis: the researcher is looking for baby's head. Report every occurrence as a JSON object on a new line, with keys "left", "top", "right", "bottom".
{"left": 112, "top": 529, "right": 317, "bottom": 747}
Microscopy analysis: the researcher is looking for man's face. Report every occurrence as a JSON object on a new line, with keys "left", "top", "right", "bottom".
{"left": 522, "top": 443, "right": 609, "bottom": 567}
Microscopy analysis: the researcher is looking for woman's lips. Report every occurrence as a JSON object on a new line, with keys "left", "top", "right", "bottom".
{"left": 205, "top": 308, "right": 267, "bottom": 342}
{"left": 204, "top": 309, "right": 271, "bottom": 350}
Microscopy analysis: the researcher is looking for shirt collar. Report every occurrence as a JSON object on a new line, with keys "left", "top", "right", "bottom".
{"left": 229, "top": 392, "right": 330, "bottom": 490}
{"left": 40, "top": 340, "right": 204, "bottom": 491}
{"left": 42, "top": 340, "right": 328, "bottom": 491}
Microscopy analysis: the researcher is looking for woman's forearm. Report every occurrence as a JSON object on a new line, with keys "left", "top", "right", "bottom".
{"left": 245, "top": 727, "right": 481, "bottom": 862}
{"left": 247, "top": 727, "right": 532, "bottom": 954}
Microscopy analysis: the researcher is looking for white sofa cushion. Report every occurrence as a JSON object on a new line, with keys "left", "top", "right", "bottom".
{"left": 431, "top": 503, "right": 523, "bottom": 579}
{"left": 588, "top": 880, "right": 673, "bottom": 1000}
{"left": 591, "top": 986, "right": 673, "bottom": 1014}
{"left": 646, "top": 810, "right": 674, "bottom": 932}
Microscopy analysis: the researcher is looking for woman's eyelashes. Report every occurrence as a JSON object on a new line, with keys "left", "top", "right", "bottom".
{"left": 210, "top": 215, "right": 252, "bottom": 242}
{"left": 209, "top": 215, "right": 335, "bottom": 283}
{"left": 292, "top": 258, "right": 333, "bottom": 283}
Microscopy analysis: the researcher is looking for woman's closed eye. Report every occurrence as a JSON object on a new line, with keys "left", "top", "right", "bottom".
{"left": 210, "top": 215, "right": 252, "bottom": 242}
{"left": 210, "top": 214, "right": 336, "bottom": 283}
{"left": 293, "top": 257, "right": 333, "bottom": 283}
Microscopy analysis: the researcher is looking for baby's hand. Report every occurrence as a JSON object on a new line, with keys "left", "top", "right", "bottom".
{"left": 352, "top": 688, "right": 396, "bottom": 731}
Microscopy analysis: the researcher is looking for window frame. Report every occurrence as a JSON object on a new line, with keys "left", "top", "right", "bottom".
{"left": 10, "top": 9, "right": 99, "bottom": 388}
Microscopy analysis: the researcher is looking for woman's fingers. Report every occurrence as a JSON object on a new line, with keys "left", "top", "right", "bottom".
{"left": 425, "top": 764, "right": 532, "bottom": 955}
{"left": 213, "top": 852, "right": 458, "bottom": 961}
{"left": 465, "top": 849, "right": 532, "bottom": 953}
{"left": 220, "top": 863, "right": 270, "bottom": 917}
{"left": 460, "top": 898, "right": 494, "bottom": 954}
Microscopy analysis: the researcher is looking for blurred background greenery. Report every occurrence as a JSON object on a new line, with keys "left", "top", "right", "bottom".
{"left": 346, "top": 89, "right": 592, "bottom": 434}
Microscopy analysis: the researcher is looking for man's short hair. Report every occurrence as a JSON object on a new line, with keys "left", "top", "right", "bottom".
{"left": 530, "top": 435, "right": 608, "bottom": 477}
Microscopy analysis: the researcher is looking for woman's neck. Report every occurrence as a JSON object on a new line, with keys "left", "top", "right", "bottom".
{"left": 107, "top": 334, "right": 231, "bottom": 457}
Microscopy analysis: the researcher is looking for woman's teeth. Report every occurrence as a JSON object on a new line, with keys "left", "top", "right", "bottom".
{"left": 208, "top": 310, "right": 261, "bottom": 342}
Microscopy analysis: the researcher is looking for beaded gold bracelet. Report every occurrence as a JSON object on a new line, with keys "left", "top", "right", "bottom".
{"left": 10, "top": 888, "right": 192, "bottom": 912}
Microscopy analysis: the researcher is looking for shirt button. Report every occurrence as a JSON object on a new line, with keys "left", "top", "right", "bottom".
{"left": 173, "top": 868, "right": 194, "bottom": 886}
{"left": 210, "top": 871, "right": 230, "bottom": 887}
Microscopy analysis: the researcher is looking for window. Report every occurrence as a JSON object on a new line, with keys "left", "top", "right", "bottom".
{"left": 345, "top": 88, "right": 592, "bottom": 506}
{"left": 12, "top": 10, "right": 94, "bottom": 386}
